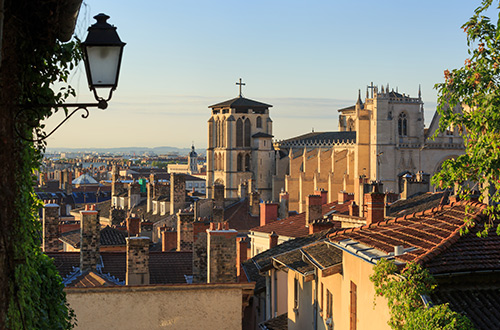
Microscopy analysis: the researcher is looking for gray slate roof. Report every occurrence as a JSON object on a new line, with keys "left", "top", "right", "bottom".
{"left": 209, "top": 96, "right": 272, "bottom": 109}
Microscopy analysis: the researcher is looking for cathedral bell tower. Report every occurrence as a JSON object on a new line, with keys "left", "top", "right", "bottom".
{"left": 206, "top": 79, "right": 275, "bottom": 200}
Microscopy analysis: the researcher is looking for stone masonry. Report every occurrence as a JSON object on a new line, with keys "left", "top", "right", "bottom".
{"left": 42, "top": 203, "right": 60, "bottom": 252}
{"left": 126, "top": 236, "right": 150, "bottom": 285}
{"left": 80, "top": 206, "right": 100, "bottom": 271}
{"left": 207, "top": 225, "right": 238, "bottom": 283}
{"left": 170, "top": 173, "right": 186, "bottom": 215}
{"left": 177, "top": 211, "right": 194, "bottom": 251}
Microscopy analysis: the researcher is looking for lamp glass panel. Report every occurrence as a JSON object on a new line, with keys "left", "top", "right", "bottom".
{"left": 86, "top": 46, "right": 121, "bottom": 87}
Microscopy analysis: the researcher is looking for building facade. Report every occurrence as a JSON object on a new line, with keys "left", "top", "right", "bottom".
{"left": 206, "top": 94, "right": 275, "bottom": 201}
{"left": 274, "top": 84, "right": 464, "bottom": 212}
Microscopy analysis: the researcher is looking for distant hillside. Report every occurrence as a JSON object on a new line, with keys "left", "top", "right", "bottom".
{"left": 45, "top": 146, "right": 202, "bottom": 156}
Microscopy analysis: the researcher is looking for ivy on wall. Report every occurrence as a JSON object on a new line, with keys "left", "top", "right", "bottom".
{"left": 370, "top": 259, "right": 474, "bottom": 330}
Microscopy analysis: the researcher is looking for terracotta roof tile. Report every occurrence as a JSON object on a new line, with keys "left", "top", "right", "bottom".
{"left": 329, "top": 202, "right": 498, "bottom": 274}
{"left": 250, "top": 201, "right": 351, "bottom": 238}
{"left": 432, "top": 286, "right": 500, "bottom": 330}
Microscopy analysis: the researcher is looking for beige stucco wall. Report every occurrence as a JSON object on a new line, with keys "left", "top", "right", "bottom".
{"left": 66, "top": 283, "right": 254, "bottom": 330}
{"left": 318, "top": 252, "right": 391, "bottom": 330}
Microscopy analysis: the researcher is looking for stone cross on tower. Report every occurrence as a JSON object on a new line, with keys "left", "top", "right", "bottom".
{"left": 367, "top": 81, "right": 375, "bottom": 98}
{"left": 236, "top": 78, "right": 245, "bottom": 97}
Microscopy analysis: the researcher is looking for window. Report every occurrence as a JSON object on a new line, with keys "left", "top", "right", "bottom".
{"left": 222, "top": 119, "right": 226, "bottom": 147}
{"left": 237, "top": 154, "right": 243, "bottom": 171}
{"left": 244, "top": 118, "right": 251, "bottom": 147}
{"left": 350, "top": 281, "right": 357, "bottom": 330}
{"left": 320, "top": 283, "right": 324, "bottom": 314}
{"left": 398, "top": 113, "right": 408, "bottom": 136}
{"left": 245, "top": 154, "right": 250, "bottom": 171}
{"left": 348, "top": 119, "right": 355, "bottom": 131}
{"left": 327, "top": 289, "right": 333, "bottom": 318}
{"left": 256, "top": 116, "right": 262, "bottom": 128}
{"left": 236, "top": 118, "right": 243, "bottom": 147}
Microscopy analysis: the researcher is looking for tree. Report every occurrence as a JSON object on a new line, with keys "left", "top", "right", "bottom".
{"left": 370, "top": 259, "right": 474, "bottom": 330}
{"left": 433, "top": 0, "right": 500, "bottom": 233}
{"left": 0, "top": 1, "right": 81, "bottom": 328}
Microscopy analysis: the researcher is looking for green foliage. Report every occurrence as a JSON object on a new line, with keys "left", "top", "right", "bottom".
{"left": 433, "top": 0, "right": 500, "bottom": 227}
{"left": 6, "top": 27, "right": 82, "bottom": 330}
{"left": 370, "top": 259, "right": 474, "bottom": 330}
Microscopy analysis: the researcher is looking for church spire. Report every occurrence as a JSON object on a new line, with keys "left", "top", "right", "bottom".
{"left": 355, "top": 89, "right": 363, "bottom": 111}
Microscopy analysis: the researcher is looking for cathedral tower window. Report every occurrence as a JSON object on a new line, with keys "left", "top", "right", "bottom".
{"left": 245, "top": 154, "right": 251, "bottom": 171}
{"left": 348, "top": 118, "right": 354, "bottom": 132}
{"left": 237, "top": 154, "right": 243, "bottom": 171}
{"left": 222, "top": 118, "right": 226, "bottom": 147}
{"left": 398, "top": 113, "right": 408, "bottom": 136}
{"left": 256, "top": 116, "right": 262, "bottom": 128}
{"left": 236, "top": 118, "right": 243, "bottom": 147}
{"left": 244, "top": 118, "right": 251, "bottom": 147}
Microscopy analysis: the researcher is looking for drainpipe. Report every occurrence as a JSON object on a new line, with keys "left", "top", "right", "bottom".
{"left": 266, "top": 270, "right": 271, "bottom": 320}
{"left": 313, "top": 267, "right": 318, "bottom": 330}
{"left": 273, "top": 269, "right": 278, "bottom": 317}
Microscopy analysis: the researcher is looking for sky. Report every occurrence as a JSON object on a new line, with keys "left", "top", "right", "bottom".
{"left": 44, "top": 0, "right": 480, "bottom": 151}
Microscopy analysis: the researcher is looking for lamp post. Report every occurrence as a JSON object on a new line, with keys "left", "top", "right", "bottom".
{"left": 15, "top": 13, "right": 125, "bottom": 142}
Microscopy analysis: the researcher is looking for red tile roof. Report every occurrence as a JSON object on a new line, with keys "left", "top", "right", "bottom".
{"left": 250, "top": 201, "right": 351, "bottom": 238}
{"left": 224, "top": 199, "right": 259, "bottom": 231}
{"left": 329, "top": 201, "right": 497, "bottom": 274}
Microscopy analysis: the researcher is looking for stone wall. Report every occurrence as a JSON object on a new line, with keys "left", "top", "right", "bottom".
{"left": 66, "top": 283, "right": 254, "bottom": 330}
{"left": 176, "top": 212, "right": 194, "bottom": 251}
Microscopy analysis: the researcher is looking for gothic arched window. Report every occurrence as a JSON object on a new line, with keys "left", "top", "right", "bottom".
{"left": 244, "top": 118, "right": 251, "bottom": 147}
{"left": 222, "top": 118, "right": 226, "bottom": 147}
{"left": 398, "top": 113, "right": 408, "bottom": 136}
{"left": 236, "top": 118, "right": 243, "bottom": 147}
{"left": 237, "top": 154, "right": 243, "bottom": 171}
{"left": 256, "top": 116, "right": 262, "bottom": 128}
{"left": 216, "top": 119, "right": 221, "bottom": 147}
{"left": 348, "top": 119, "right": 354, "bottom": 132}
{"left": 245, "top": 154, "right": 251, "bottom": 171}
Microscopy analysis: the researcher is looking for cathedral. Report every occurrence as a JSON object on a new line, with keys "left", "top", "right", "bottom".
{"left": 273, "top": 84, "right": 464, "bottom": 212}
{"left": 206, "top": 82, "right": 464, "bottom": 212}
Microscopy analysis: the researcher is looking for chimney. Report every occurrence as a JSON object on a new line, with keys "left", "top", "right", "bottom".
{"left": 126, "top": 236, "right": 150, "bottom": 285}
{"left": 309, "top": 219, "right": 335, "bottom": 235}
{"left": 260, "top": 202, "right": 279, "bottom": 226}
{"left": 42, "top": 203, "right": 60, "bottom": 252}
{"left": 338, "top": 191, "right": 350, "bottom": 204}
{"left": 161, "top": 229, "right": 177, "bottom": 252}
{"left": 306, "top": 195, "right": 323, "bottom": 227}
{"left": 315, "top": 189, "right": 328, "bottom": 205}
{"left": 80, "top": 205, "right": 100, "bottom": 272}
{"left": 249, "top": 191, "right": 260, "bottom": 217}
{"left": 365, "top": 187, "right": 385, "bottom": 225}
{"left": 213, "top": 205, "right": 225, "bottom": 223}
{"left": 349, "top": 201, "right": 359, "bottom": 217}
{"left": 147, "top": 182, "right": 153, "bottom": 213}
{"left": 193, "top": 220, "right": 211, "bottom": 243}
{"left": 177, "top": 211, "right": 194, "bottom": 251}
{"left": 170, "top": 173, "right": 186, "bottom": 215}
{"left": 127, "top": 214, "right": 141, "bottom": 236}
{"left": 279, "top": 191, "right": 289, "bottom": 219}
{"left": 111, "top": 165, "right": 119, "bottom": 196}
{"left": 269, "top": 231, "right": 279, "bottom": 249}
{"left": 207, "top": 227, "right": 238, "bottom": 283}
{"left": 237, "top": 237, "right": 249, "bottom": 282}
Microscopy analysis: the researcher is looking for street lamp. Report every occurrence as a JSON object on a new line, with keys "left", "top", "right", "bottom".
{"left": 16, "top": 13, "right": 125, "bottom": 142}
{"left": 81, "top": 13, "right": 126, "bottom": 106}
